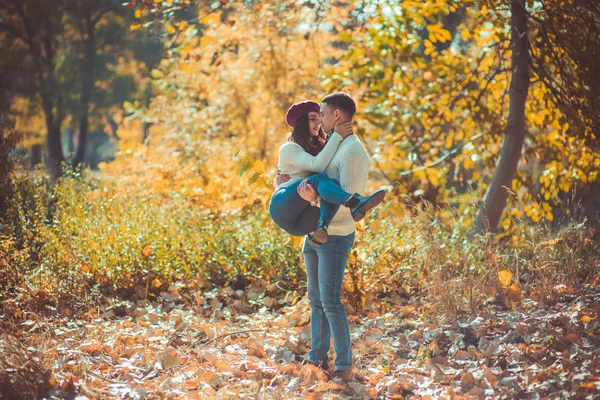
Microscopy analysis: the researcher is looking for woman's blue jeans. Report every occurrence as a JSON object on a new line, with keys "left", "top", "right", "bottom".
{"left": 303, "top": 232, "right": 355, "bottom": 371}
{"left": 269, "top": 173, "right": 352, "bottom": 236}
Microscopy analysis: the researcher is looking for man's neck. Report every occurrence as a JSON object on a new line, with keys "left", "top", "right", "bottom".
{"left": 328, "top": 119, "right": 354, "bottom": 139}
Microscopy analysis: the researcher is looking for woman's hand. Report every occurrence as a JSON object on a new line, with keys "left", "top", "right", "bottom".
{"left": 333, "top": 121, "right": 354, "bottom": 139}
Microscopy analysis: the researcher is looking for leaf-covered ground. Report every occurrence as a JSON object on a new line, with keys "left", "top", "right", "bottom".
{"left": 4, "top": 282, "right": 600, "bottom": 399}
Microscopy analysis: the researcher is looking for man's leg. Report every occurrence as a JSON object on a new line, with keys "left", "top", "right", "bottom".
{"left": 315, "top": 232, "right": 355, "bottom": 371}
{"left": 303, "top": 239, "right": 331, "bottom": 364}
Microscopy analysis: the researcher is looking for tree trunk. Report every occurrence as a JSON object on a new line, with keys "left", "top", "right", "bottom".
{"left": 73, "top": 15, "right": 94, "bottom": 168}
{"left": 142, "top": 83, "right": 152, "bottom": 144}
{"left": 142, "top": 122, "right": 151, "bottom": 144}
{"left": 40, "top": 90, "right": 64, "bottom": 180}
{"left": 47, "top": 120, "right": 65, "bottom": 181}
{"left": 15, "top": 0, "right": 65, "bottom": 180}
{"left": 474, "top": 0, "right": 530, "bottom": 233}
{"left": 46, "top": 122, "right": 64, "bottom": 180}
{"left": 66, "top": 127, "right": 74, "bottom": 157}
{"left": 30, "top": 144, "right": 43, "bottom": 168}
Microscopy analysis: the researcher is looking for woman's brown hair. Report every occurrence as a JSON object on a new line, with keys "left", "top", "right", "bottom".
{"left": 289, "top": 114, "right": 326, "bottom": 156}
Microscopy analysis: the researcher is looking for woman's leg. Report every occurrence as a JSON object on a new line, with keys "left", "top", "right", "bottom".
{"left": 293, "top": 206, "right": 320, "bottom": 235}
{"left": 269, "top": 181, "right": 319, "bottom": 236}
{"left": 307, "top": 173, "right": 352, "bottom": 206}
{"left": 308, "top": 172, "right": 387, "bottom": 224}
{"left": 318, "top": 200, "right": 341, "bottom": 226}
{"left": 306, "top": 173, "right": 348, "bottom": 226}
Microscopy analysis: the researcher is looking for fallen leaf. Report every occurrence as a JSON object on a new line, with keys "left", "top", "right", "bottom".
{"left": 460, "top": 372, "right": 476, "bottom": 387}
{"left": 498, "top": 270, "right": 513, "bottom": 287}
{"left": 80, "top": 342, "right": 103, "bottom": 355}
{"left": 159, "top": 349, "right": 181, "bottom": 369}
{"left": 564, "top": 332, "right": 582, "bottom": 346}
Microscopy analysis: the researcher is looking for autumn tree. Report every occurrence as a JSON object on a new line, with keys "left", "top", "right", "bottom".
{"left": 130, "top": 0, "right": 339, "bottom": 159}
{"left": 529, "top": 0, "right": 600, "bottom": 150}
{"left": 64, "top": 0, "right": 126, "bottom": 168}
{"left": 321, "top": 0, "right": 598, "bottom": 233}
{"left": 474, "top": 0, "right": 530, "bottom": 233}
{"left": 126, "top": 0, "right": 598, "bottom": 233}
{"left": 0, "top": 72, "right": 20, "bottom": 221}
{"left": 0, "top": 0, "right": 162, "bottom": 177}
{"left": 0, "top": 0, "right": 69, "bottom": 179}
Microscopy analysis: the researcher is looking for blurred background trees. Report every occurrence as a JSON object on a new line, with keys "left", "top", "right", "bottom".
{"left": 1, "top": 0, "right": 599, "bottom": 232}
{"left": 0, "top": 0, "right": 163, "bottom": 178}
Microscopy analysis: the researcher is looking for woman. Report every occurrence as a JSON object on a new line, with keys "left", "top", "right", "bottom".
{"left": 269, "top": 100, "right": 385, "bottom": 247}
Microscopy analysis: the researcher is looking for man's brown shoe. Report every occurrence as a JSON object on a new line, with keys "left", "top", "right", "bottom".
{"left": 331, "top": 369, "right": 354, "bottom": 381}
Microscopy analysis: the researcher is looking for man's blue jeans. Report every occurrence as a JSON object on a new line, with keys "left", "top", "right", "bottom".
{"left": 303, "top": 232, "right": 355, "bottom": 371}
{"left": 269, "top": 173, "right": 352, "bottom": 236}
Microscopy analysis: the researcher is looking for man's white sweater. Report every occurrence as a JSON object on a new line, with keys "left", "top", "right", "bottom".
{"left": 323, "top": 134, "right": 370, "bottom": 236}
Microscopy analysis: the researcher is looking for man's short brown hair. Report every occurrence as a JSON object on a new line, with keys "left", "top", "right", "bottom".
{"left": 321, "top": 92, "right": 356, "bottom": 118}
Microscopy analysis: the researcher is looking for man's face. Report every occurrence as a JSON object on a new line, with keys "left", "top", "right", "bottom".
{"left": 320, "top": 103, "right": 338, "bottom": 132}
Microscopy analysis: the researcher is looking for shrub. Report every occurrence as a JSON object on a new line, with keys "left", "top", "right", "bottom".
{"left": 2, "top": 140, "right": 598, "bottom": 319}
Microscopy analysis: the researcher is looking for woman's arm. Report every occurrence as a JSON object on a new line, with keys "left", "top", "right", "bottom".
{"left": 279, "top": 132, "right": 343, "bottom": 173}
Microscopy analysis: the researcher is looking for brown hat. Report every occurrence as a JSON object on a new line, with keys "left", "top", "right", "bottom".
{"left": 285, "top": 101, "right": 320, "bottom": 127}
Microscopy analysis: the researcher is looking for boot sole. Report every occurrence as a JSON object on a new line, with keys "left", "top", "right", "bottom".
{"left": 353, "top": 190, "right": 385, "bottom": 222}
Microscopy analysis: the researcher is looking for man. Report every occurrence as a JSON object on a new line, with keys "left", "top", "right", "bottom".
{"left": 276, "top": 92, "right": 373, "bottom": 381}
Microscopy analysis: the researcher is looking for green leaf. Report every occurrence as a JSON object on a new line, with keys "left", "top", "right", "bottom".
{"left": 239, "top": 160, "right": 252, "bottom": 177}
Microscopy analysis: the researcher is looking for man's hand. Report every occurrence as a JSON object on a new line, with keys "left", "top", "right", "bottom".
{"left": 297, "top": 179, "right": 318, "bottom": 203}
{"left": 274, "top": 170, "right": 291, "bottom": 187}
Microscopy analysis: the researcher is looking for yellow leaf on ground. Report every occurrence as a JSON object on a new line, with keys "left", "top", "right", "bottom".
{"left": 498, "top": 270, "right": 513, "bottom": 287}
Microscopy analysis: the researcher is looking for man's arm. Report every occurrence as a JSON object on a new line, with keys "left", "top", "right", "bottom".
{"left": 297, "top": 180, "right": 318, "bottom": 204}
{"left": 273, "top": 170, "right": 291, "bottom": 188}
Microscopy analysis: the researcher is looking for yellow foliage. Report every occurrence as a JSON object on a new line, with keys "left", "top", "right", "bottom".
{"left": 165, "top": 23, "right": 176, "bottom": 34}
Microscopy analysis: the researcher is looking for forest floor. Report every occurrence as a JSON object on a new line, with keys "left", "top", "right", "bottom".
{"left": 3, "top": 281, "right": 600, "bottom": 399}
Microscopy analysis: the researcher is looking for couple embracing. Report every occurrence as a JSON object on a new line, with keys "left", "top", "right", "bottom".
{"left": 269, "top": 92, "right": 385, "bottom": 381}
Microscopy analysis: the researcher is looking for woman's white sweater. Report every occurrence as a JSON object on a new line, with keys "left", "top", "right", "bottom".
{"left": 276, "top": 132, "right": 343, "bottom": 188}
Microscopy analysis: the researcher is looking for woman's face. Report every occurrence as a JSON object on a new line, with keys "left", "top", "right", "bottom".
{"left": 307, "top": 111, "right": 322, "bottom": 137}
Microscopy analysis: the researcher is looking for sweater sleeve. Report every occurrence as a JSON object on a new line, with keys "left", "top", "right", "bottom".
{"left": 338, "top": 144, "right": 370, "bottom": 196}
{"left": 279, "top": 133, "right": 343, "bottom": 173}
